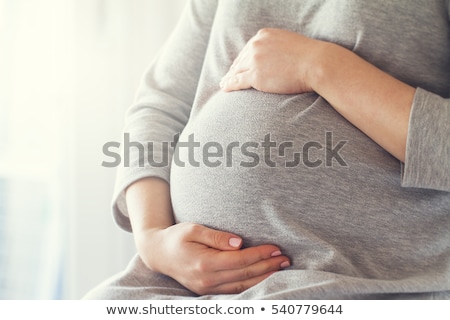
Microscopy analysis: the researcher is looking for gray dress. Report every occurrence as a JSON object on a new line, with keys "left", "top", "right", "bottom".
{"left": 84, "top": 0, "right": 450, "bottom": 299}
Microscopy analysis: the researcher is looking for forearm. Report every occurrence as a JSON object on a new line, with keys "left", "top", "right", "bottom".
{"left": 310, "top": 42, "right": 416, "bottom": 162}
{"left": 220, "top": 28, "right": 415, "bottom": 162}
{"left": 126, "top": 177, "right": 175, "bottom": 234}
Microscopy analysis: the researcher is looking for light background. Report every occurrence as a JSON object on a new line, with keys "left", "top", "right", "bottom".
{"left": 0, "top": 0, "right": 185, "bottom": 299}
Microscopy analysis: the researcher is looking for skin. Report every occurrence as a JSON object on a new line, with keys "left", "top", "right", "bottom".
{"left": 127, "top": 177, "right": 291, "bottom": 296}
{"left": 220, "top": 28, "right": 416, "bottom": 162}
{"left": 128, "top": 28, "right": 416, "bottom": 295}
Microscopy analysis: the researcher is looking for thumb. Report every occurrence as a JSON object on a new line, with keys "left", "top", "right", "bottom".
{"left": 190, "top": 224, "right": 243, "bottom": 250}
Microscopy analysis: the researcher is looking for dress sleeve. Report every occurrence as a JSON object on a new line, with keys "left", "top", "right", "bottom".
{"left": 112, "top": 0, "right": 218, "bottom": 231}
{"left": 401, "top": 1, "right": 450, "bottom": 192}
{"left": 402, "top": 87, "right": 450, "bottom": 192}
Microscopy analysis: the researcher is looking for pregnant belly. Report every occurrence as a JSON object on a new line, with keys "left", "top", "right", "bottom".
{"left": 171, "top": 90, "right": 359, "bottom": 233}
{"left": 171, "top": 90, "right": 326, "bottom": 232}
{"left": 169, "top": 89, "right": 449, "bottom": 278}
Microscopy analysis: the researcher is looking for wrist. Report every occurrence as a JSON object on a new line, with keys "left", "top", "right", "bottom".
{"left": 307, "top": 41, "right": 348, "bottom": 93}
{"left": 133, "top": 227, "right": 167, "bottom": 272}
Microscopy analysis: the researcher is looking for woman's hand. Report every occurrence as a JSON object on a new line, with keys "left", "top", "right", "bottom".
{"left": 134, "top": 222, "right": 290, "bottom": 296}
{"left": 220, "top": 28, "right": 321, "bottom": 94}
{"left": 127, "top": 178, "right": 290, "bottom": 296}
{"left": 221, "top": 28, "right": 415, "bottom": 162}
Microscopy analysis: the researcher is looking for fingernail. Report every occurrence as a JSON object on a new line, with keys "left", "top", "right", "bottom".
{"left": 271, "top": 250, "right": 282, "bottom": 257}
{"left": 229, "top": 237, "right": 242, "bottom": 248}
{"left": 280, "top": 261, "right": 290, "bottom": 268}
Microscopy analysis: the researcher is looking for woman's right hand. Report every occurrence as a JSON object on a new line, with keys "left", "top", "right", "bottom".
{"left": 126, "top": 177, "right": 290, "bottom": 295}
{"left": 134, "top": 222, "right": 291, "bottom": 296}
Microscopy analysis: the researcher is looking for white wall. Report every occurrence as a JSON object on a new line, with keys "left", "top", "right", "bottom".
{"left": 0, "top": 0, "right": 185, "bottom": 299}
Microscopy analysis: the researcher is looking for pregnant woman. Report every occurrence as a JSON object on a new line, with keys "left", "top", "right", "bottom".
{"left": 85, "top": 0, "right": 450, "bottom": 299}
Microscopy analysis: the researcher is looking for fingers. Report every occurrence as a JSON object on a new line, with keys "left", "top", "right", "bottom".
{"left": 195, "top": 271, "right": 276, "bottom": 296}
{"left": 180, "top": 223, "right": 289, "bottom": 269}
{"left": 228, "top": 41, "right": 251, "bottom": 73}
{"left": 220, "top": 70, "right": 253, "bottom": 92}
{"left": 220, "top": 28, "right": 314, "bottom": 94}
{"left": 171, "top": 223, "right": 291, "bottom": 296}
{"left": 190, "top": 249, "right": 290, "bottom": 295}
{"left": 215, "top": 249, "right": 290, "bottom": 281}
{"left": 220, "top": 42, "right": 253, "bottom": 91}
{"left": 181, "top": 223, "right": 243, "bottom": 250}
{"left": 214, "top": 245, "right": 288, "bottom": 270}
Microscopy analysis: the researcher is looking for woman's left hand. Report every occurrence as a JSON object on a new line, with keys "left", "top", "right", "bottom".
{"left": 220, "top": 28, "right": 415, "bottom": 163}
{"left": 220, "top": 28, "right": 322, "bottom": 94}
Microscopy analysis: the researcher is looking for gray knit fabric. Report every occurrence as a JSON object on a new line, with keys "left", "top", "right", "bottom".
{"left": 85, "top": 0, "right": 450, "bottom": 299}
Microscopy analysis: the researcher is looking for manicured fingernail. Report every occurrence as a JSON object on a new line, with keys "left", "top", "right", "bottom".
{"left": 271, "top": 251, "right": 282, "bottom": 257}
{"left": 280, "top": 261, "right": 290, "bottom": 268}
{"left": 229, "top": 237, "right": 242, "bottom": 248}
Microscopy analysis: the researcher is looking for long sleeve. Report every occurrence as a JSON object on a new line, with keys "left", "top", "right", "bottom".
{"left": 401, "top": 3, "right": 450, "bottom": 192}
{"left": 86, "top": 0, "right": 450, "bottom": 300}
{"left": 402, "top": 88, "right": 450, "bottom": 192}
{"left": 112, "top": 0, "right": 218, "bottom": 231}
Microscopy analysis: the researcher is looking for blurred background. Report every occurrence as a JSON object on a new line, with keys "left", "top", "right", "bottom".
{"left": 0, "top": 0, "right": 185, "bottom": 299}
